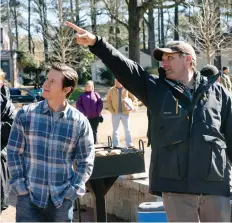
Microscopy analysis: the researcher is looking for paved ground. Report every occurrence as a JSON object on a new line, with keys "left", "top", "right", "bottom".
{"left": 1, "top": 108, "right": 150, "bottom": 222}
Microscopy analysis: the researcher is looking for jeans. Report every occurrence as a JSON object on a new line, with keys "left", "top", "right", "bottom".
{"left": 162, "top": 192, "right": 231, "bottom": 222}
{"left": 16, "top": 193, "right": 73, "bottom": 222}
{"left": 112, "top": 113, "right": 132, "bottom": 147}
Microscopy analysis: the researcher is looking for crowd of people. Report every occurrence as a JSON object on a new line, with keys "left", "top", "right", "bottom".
{"left": 1, "top": 21, "right": 232, "bottom": 222}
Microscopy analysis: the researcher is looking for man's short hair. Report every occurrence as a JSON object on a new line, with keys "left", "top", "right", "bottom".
{"left": 223, "top": 66, "right": 229, "bottom": 71}
{"left": 51, "top": 62, "right": 78, "bottom": 98}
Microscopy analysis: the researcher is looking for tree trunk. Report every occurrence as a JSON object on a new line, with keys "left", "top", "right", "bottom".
{"left": 28, "top": 0, "right": 32, "bottom": 53}
{"left": 70, "top": 0, "right": 74, "bottom": 22}
{"left": 90, "top": 0, "right": 97, "bottom": 34}
{"left": 158, "top": 8, "right": 161, "bottom": 46}
{"left": 43, "top": 1, "right": 49, "bottom": 62}
{"left": 142, "top": 19, "right": 146, "bottom": 50}
{"left": 128, "top": 0, "right": 141, "bottom": 63}
{"left": 160, "top": 7, "right": 164, "bottom": 47}
{"left": 213, "top": 3, "right": 221, "bottom": 70}
{"left": 12, "top": 3, "right": 19, "bottom": 49}
{"left": 58, "top": 0, "right": 62, "bottom": 25}
{"left": 148, "top": 8, "right": 156, "bottom": 68}
{"left": 206, "top": 48, "right": 211, "bottom": 64}
{"left": 174, "top": 0, "right": 179, "bottom": 40}
{"left": 75, "top": 0, "right": 80, "bottom": 25}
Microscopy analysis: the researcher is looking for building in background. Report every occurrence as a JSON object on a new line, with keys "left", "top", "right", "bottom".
{"left": 0, "top": 26, "right": 18, "bottom": 86}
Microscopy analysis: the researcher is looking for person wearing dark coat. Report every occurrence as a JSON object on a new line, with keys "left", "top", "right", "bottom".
{"left": 66, "top": 21, "right": 232, "bottom": 222}
{"left": 1, "top": 93, "right": 15, "bottom": 211}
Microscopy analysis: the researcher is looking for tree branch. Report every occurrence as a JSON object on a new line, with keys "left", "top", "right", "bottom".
{"left": 102, "top": 0, "right": 129, "bottom": 29}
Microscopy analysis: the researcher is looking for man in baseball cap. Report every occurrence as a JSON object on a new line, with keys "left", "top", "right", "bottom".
{"left": 153, "top": 41, "right": 196, "bottom": 61}
{"left": 66, "top": 21, "right": 232, "bottom": 222}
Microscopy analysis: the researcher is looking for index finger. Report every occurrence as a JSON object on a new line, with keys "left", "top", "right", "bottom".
{"left": 65, "top": 21, "right": 86, "bottom": 33}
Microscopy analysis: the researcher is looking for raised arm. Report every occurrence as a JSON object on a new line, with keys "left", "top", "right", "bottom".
{"left": 65, "top": 21, "right": 149, "bottom": 106}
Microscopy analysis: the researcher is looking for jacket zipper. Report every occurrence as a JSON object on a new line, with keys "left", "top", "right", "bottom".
{"left": 187, "top": 83, "right": 210, "bottom": 189}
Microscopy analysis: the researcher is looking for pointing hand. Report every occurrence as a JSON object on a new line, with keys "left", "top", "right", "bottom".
{"left": 65, "top": 21, "right": 97, "bottom": 46}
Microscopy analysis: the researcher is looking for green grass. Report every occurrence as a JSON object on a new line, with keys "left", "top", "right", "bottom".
{"left": 69, "top": 88, "right": 84, "bottom": 101}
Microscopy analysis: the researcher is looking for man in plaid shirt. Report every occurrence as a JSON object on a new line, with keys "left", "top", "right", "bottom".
{"left": 7, "top": 63, "right": 95, "bottom": 222}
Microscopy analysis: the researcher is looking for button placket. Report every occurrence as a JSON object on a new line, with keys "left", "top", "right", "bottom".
{"left": 48, "top": 116, "right": 55, "bottom": 185}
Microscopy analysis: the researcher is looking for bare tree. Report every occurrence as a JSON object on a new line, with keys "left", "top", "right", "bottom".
{"left": 90, "top": 0, "right": 97, "bottom": 34}
{"left": 28, "top": 0, "right": 33, "bottom": 53}
{"left": 103, "top": 0, "right": 181, "bottom": 63}
{"left": 182, "top": 0, "right": 232, "bottom": 65}
{"left": 33, "top": 0, "right": 49, "bottom": 62}
{"left": 48, "top": 25, "right": 94, "bottom": 82}
{"left": 75, "top": 0, "right": 80, "bottom": 25}
{"left": 9, "top": 0, "right": 20, "bottom": 49}
{"left": 49, "top": 27, "right": 77, "bottom": 65}
{"left": 143, "top": 8, "right": 156, "bottom": 68}
{"left": 70, "top": 0, "right": 74, "bottom": 22}
{"left": 174, "top": 0, "right": 179, "bottom": 40}
{"left": 58, "top": 0, "right": 63, "bottom": 24}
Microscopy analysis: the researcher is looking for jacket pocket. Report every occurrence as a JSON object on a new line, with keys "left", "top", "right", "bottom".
{"left": 202, "top": 135, "right": 226, "bottom": 181}
{"left": 161, "top": 92, "right": 182, "bottom": 119}
{"left": 158, "top": 140, "right": 188, "bottom": 180}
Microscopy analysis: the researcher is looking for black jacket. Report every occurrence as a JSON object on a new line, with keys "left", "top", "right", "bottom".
{"left": 1, "top": 93, "right": 15, "bottom": 211}
{"left": 1, "top": 85, "right": 10, "bottom": 101}
{"left": 90, "top": 37, "right": 232, "bottom": 197}
{"left": 1, "top": 93, "right": 15, "bottom": 149}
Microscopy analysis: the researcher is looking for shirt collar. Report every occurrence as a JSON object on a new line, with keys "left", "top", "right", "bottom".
{"left": 42, "top": 99, "right": 70, "bottom": 119}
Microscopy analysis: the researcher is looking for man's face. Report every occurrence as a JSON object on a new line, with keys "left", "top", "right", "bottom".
{"left": 224, "top": 68, "right": 229, "bottom": 74}
{"left": 115, "top": 79, "right": 122, "bottom": 88}
{"left": 42, "top": 69, "right": 68, "bottom": 100}
{"left": 161, "top": 52, "right": 190, "bottom": 80}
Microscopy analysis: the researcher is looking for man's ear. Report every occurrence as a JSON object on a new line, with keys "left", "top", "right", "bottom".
{"left": 63, "top": 86, "right": 71, "bottom": 95}
{"left": 186, "top": 55, "right": 192, "bottom": 63}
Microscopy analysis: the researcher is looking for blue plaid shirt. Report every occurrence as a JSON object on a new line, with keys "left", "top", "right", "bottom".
{"left": 7, "top": 100, "right": 95, "bottom": 208}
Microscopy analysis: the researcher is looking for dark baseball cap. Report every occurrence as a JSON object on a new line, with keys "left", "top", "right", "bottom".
{"left": 153, "top": 41, "right": 196, "bottom": 62}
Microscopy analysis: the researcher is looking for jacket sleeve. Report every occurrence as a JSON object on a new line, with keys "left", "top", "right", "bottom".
{"left": 76, "top": 95, "right": 86, "bottom": 116}
{"left": 89, "top": 37, "right": 149, "bottom": 106}
{"left": 5, "top": 86, "right": 11, "bottom": 100}
{"left": 95, "top": 93, "right": 103, "bottom": 114}
{"left": 128, "top": 92, "right": 138, "bottom": 110}
{"left": 1, "top": 122, "right": 12, "bottom": 150}
{"left": 106, "top": 89, "right": 115, "bottom": 114}
{"left": 7, "top": 109, "right": 28, "bottom": 195}
{"left": 222, "top": 90, "right": 232, "bottom": 162}
{"left": 227, "top": 76, "right": 232, "bottom": 92}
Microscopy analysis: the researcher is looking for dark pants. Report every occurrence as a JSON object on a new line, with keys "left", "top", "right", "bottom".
{"left": 88, "top": 117, "right": 100, "bottom": 144}
{"left": 1, "top": 151, "right": 10, "bottom": 212}
{"left": 16, "top": 194, "right": 73, "bottom": 222}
